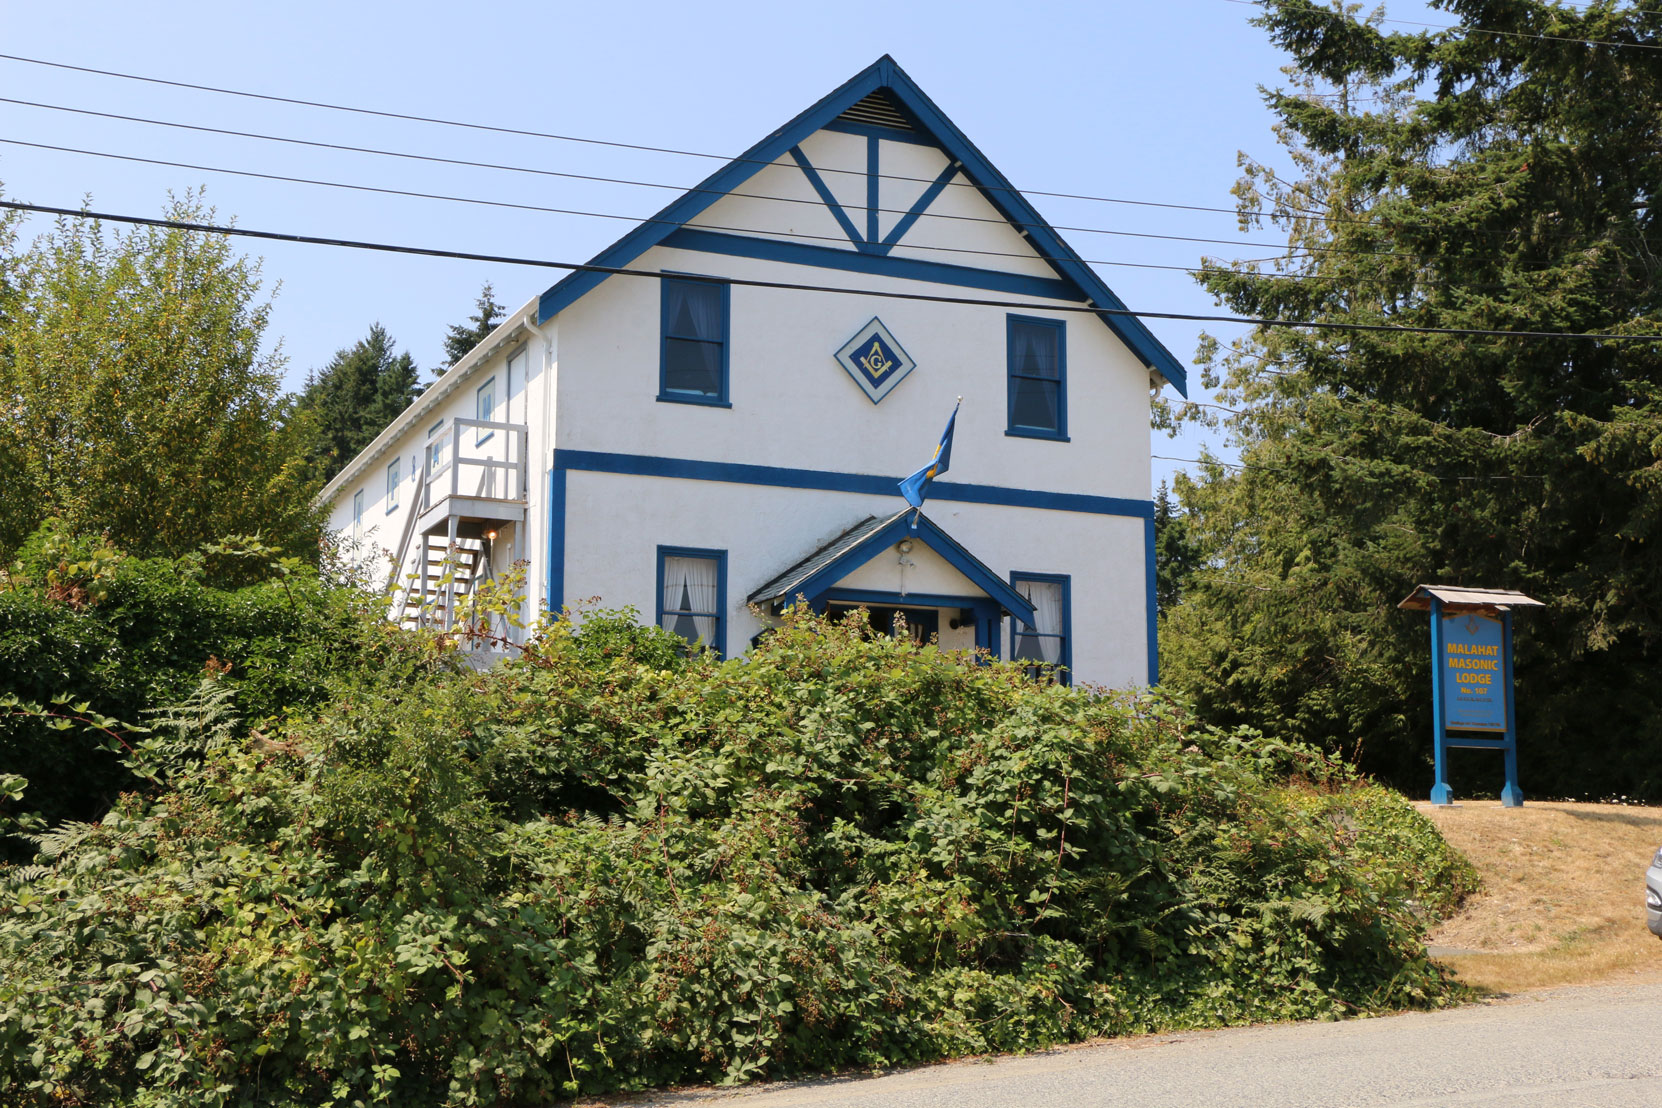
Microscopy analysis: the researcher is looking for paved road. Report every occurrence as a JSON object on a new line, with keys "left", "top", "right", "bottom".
{"left": 627, "top": 984, "right": 1660, "bottom": 1108}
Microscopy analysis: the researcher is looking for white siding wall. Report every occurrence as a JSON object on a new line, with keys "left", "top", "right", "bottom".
{"left": 562, "top": 472, "right": 1148, "bottom": 687}
{"left": 553, "top": 246, "right": 1151, "bottom": 501}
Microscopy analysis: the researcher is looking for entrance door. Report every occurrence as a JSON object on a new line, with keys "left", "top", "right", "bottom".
{"left": 828, "top": 604, "right": 939, "bottom": 645}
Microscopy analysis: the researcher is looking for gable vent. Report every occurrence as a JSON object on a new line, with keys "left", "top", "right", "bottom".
{"left": 837, "top": 91, "right": 914, "bottom": 132}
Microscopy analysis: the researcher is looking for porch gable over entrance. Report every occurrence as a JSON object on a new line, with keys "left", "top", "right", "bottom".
{"left": 748, "top": 508, "right": 1035, "bottom": 627}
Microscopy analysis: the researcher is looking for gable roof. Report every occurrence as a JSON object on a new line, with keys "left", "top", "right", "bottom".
{"left": 537, "top": 55, "right": 1187, "bottom": 396}
{"left": 748, "top": 508, "right": 1037, "bottom": 624}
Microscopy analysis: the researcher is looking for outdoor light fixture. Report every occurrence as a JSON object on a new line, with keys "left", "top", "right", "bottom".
{"left": 897, "top": 539, "right": 913, "bottom": 553}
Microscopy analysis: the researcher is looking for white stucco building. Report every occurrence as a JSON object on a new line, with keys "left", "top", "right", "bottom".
{"left": 320, "top": 55, "right": 1188, "bottom": 687}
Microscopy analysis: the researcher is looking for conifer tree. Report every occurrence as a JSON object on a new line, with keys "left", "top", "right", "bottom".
{"left": 440, "top": 282, "right": 506, "bottom": 370}
{"left": 296, "top": 325, "right": 421, "bottom": 483}
{"left": 1163, "top": 0, "right": 1662, "bottom": 798}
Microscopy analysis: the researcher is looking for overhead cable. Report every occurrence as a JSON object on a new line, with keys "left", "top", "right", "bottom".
{"left": 0, "top": 95, "right": 1434, "bottom": 261}
{"left": 6, "top": 199, "right": 1659, "bottom": 346}
{"left": 12, "top": 137, "right": 1643, "bottom": 293}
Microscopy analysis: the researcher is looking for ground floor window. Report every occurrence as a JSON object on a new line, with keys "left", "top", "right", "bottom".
{"left": 657, "top": 546, "right": 726, "bottom": 656}
{"left": 1011, "top": 572, "right": 1070, "bottom": 684}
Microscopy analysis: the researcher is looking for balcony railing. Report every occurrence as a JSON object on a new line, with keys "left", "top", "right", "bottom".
{"left": 420, "top": 417, "right": 528, "bottom": 515}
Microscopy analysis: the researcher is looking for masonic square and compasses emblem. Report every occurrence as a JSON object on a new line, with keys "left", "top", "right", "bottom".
{"left": 834, "top": 317, "right": 916, "bottom": 404}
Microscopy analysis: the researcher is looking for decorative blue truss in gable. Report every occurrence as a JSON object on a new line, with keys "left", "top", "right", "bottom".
{"left": 537, "top": 55, "right": 1187, "bottom": 396}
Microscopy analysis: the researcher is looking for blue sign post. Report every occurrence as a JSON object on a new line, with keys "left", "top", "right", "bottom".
{"left": 1401, "top": 585, "right": 1542, "bottom": 807}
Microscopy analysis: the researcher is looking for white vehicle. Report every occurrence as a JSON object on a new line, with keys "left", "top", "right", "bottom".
{"left": 1648, "top": 847, "right": 1662, "bottom": 939}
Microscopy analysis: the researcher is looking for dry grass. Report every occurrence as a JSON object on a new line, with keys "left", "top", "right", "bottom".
{"left": 1417, "top": 800, "right": 1662, "bottom": 992}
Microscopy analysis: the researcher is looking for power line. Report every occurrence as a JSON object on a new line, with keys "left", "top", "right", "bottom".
{"left": 4, "top": 137, "right": 1452, "bottom": 282}
{"left": 0, "top": 94, "right": 1437, "bottom": 262}
{"left": 6, "top": 199, "right": 1661, "bottom": 346}
{"left": 0, "top": 136, "right": 1263, "bottom": 278}
{"left": 0, "top": 50, "right": 1368, "bottom": 230}
{"left": 0, "top": 50, "right": 1619, "bottom": 249}
{"left": 12, "top": 136, "right": 1643, "bottom": 295}
{"left": 1222, "top": 0, "right": 1662, "bottom": 52}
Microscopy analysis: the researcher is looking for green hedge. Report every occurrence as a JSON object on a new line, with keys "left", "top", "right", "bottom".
{"left": 0, "top": 609, "right": 1473, "bottom": 1106}
{"left": 0, "top": 544, "right": 426, "bottom": 836}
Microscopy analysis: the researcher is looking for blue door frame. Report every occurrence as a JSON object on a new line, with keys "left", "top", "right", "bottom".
{"left": 813, "top": 587, "right": 1004, "bottom": 657}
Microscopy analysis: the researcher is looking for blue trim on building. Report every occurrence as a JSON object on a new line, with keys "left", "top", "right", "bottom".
{"left": 661, "top": 228, "right": 1079, "bottom": 302}
{"left": 546, "top": 466, "right": 566, "bottom": 616}
{"left": 878, "top": 160, "right": 961, "bottom": 252}
{"left": 1010, "top": 571, "right": 1072, "bottom": 686}
{"left": 1144, "top": 514, "right": 1159, "bottom": 686}
{"left": 820, "top": 588, "right": 1003, "bottom": 655}
{"left": 866, "top": 135, "right": 880, "bottom": 245}
{"left": 822, "top": 587, "right": 983, "bottom": 610}
{"left": 553, "top": 449, "right": 1153, "bottom": 519}
{"left": 535, "top": 55, "right": 1187, "bottom": 396}
{"left": 773, "top": 511, "right": 1034, "bottom": 624}
{"left": 656, "top": 545, "right": 729, "bottom": 657}
{"left": 1006, "top": 314, "right": 1068, "bottom": 441}
{"left": 788, "top": 146, "right": 870, "bottom": 251}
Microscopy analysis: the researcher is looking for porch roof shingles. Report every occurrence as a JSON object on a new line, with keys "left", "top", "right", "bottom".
{"left": 748, "top": 511, "right": 905, "bottom": 605}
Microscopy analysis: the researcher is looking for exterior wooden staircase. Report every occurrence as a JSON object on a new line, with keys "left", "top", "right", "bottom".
{"left": 401, "top": 535, "right": 486, "bottom": 629}
{"left": 386, "top": 416, "right": 527, "bottom": 638}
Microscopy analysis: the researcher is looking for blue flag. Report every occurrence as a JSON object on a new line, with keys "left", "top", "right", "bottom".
{"left": 898, "top": 401, "right": 959, "bottom": 509}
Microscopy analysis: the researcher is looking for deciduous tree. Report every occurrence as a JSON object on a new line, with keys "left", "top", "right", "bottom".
{"left": 0, "top": 194, "right": 321, "bottom": 559}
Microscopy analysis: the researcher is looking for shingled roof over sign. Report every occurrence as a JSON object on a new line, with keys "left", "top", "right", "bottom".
{"left": 536, "top": 55, "right": 1188, "bottom": 396}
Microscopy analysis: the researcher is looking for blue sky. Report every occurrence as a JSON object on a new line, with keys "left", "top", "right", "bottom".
{"left": 0, "top": 0, "right": 1442, "bottom": 492}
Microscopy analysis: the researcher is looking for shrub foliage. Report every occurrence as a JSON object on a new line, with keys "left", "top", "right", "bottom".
{"left": 0, "top": 608, "right": 1473, "bottom": 1106}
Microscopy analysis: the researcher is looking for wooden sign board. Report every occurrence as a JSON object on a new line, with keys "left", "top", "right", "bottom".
{"left": 1399, "top": 585, "right": 1542, "bottom": 808}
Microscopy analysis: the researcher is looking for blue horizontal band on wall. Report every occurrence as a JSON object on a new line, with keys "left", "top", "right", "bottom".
{"left": 553, "top": 449, "right": 1153, "bottom": 519}
{"left": 660, "top": 228, "right": 1082, "bottom": 303}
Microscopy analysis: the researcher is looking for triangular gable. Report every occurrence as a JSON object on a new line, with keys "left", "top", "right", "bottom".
{"left": 537, "top": 56, "right": 1187, "bottom": 396}
{"left": 747, "top": 508, "right": 1037, "bottom": 624}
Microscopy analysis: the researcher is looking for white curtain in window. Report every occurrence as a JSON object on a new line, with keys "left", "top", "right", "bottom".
{"left": 669, "top": 282, "right": 722, "bottom": 340}
{"left": 1014, "top": 579, "right": 1064, "bottom": 664}
{"left": 1011, "top": 323, "right": 1058, "bottom": 378}
{"left": 662, "top": 555, "right": 719, "bottom": 645}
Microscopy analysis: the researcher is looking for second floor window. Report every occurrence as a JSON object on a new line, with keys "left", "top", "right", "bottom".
{"left": 1007, "top": 315, "right": 1067, "bottom": 440}
{"left": 660, "top": 277, "right": 729, "bottom": 405}
{"left": 385, "top": 457, "right": 401, "bottom": 512}
{"left": 476, "top": 377, "right": 496, "bottom": 444}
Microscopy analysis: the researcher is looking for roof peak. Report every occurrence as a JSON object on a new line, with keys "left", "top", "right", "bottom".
{"left": 536, "top": 56, "right": 1186, "bottom": 394}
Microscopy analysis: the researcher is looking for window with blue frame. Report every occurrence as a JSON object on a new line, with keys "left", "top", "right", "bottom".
{"left": 657, "top": 546, "right": 726, "bottom": 656}
{"left": 385, "top": 457, "right": 401, "bottom": 512}
{"left": 1006, "top": 315, "right": 1067, "bottom": 439}
{"left": 1011, "top": 572, "right": 1070, "bottom": 684}
{"left": 660, "top": 277, "right": 729, "bottom": 405}
{"left": 475, "top": 377, "right": 496, "bottom": 444}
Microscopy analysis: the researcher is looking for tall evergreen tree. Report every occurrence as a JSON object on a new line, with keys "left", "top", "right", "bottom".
{"left": 1153, "top": 481, "right": 1203, "bottom": 614}
{"left": 296, "top": 325, "right": 421, "bottom": 484}
{"left": 440, "top": 282, "right": 506, "bottom": 370}
{"left": 1163, "top": 0, "right": 1662, "bottom": 798}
